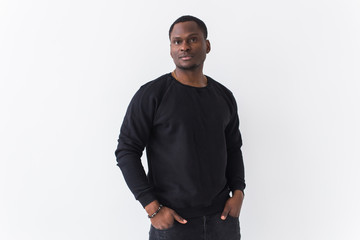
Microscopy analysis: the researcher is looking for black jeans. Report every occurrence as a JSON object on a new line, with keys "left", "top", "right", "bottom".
{"left": 149, "top": 211, "right": 240, "bottom": 240}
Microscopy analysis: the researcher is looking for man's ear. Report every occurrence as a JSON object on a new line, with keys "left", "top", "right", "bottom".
{"left": 206, "top": 40, "right": 211, "bottom": 53}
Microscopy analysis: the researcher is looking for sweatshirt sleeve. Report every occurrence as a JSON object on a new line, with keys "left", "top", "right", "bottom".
{"left": 225, "top": 93, "right": 246, "bottom": 193}
{"left": 115, "top": 85, "right": 157, "bottom": 208}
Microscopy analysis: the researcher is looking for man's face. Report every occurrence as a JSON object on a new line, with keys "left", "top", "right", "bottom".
{"left": 170, "top": 21, "right": 210, "bottom": 71}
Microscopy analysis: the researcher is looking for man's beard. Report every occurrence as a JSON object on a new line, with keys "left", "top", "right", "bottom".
{"left": 177, "top": 63, "right": 199, "bottom": 71}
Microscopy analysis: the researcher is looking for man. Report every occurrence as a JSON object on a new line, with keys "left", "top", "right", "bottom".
{"left": 115, "top": 15, "right": 245, "bottom": 240}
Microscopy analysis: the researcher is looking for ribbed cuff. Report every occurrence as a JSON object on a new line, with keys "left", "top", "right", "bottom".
{"left": 138, "top": 192, "right": 158, "bottom": 208}
{"left": 229, "top": 182, "right": 246, "bottom": 195}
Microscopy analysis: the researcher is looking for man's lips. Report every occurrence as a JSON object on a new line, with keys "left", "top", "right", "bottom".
{"left": 179, "top": 55, "right": 193, "bottom": 60}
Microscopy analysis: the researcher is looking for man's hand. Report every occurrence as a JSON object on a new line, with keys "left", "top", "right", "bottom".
{"left": 145, "top": 200, "right": 187, "bottom": 230}
{"left": 221, "top": 190, "right": 244, "bottom": 220}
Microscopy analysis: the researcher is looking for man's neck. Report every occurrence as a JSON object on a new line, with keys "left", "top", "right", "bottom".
{"left": 173, "top": 68, "right": 207, "bottom": 87}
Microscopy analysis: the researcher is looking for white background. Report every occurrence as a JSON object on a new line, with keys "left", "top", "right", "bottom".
{"left": 1, "top": 0, "right": 359, "bottom": 239}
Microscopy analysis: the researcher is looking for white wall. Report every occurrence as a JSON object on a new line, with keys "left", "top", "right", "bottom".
{"left": 1, "top": 0, "right": 359, "bottom": 239}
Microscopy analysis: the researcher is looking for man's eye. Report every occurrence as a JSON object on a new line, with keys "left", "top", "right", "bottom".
{"left": 174, "top": 40, "right": 181, "bottom": 45}
{"left": 189, "top": 38, "right": 197, "bottom": 43}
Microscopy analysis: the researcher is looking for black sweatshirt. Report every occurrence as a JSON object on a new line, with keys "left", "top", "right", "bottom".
{"left": 115, "top": 73, "right": 245, "bottom": 218}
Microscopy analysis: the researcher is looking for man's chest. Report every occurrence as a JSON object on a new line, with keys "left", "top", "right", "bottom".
{"left": 153, "top": 88, "right": 231, "bottom": 131}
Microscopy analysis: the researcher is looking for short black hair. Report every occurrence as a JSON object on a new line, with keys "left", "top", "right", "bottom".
{"left": 169, "top": 15, "right": 208, "bottom": 40}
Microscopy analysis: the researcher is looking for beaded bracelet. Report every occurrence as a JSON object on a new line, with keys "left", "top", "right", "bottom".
{"left": 148, "top": 204, "right": 163, "bottom": 218}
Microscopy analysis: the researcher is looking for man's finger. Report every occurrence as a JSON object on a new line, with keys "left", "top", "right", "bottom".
{"left": 221, "top": 206, "right": 230, "bottom": 220}
{"left": 172, "top": 211, "right": 187, "bottom": 224}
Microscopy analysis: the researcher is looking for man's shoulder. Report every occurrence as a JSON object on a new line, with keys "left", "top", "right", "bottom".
{"left": 132, "top": 73, "right": 172, "bottom": 101}
{"left": 207, "top": 75, "right": 234, "bottom": 97}
{"left": 140, "top": 73, "right": 172, "bottom": 91}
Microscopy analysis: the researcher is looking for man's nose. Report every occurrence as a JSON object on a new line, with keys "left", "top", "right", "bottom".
{"left": 180, "top": 41, "right": 190, "bottom": 51}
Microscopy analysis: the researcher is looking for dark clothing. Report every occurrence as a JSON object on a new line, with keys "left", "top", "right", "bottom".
{"left": 115, "top": 73, "right": 245, "bottom": 218}
{"left": 149, "top": 211, "right": 240, "bottom": 240}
